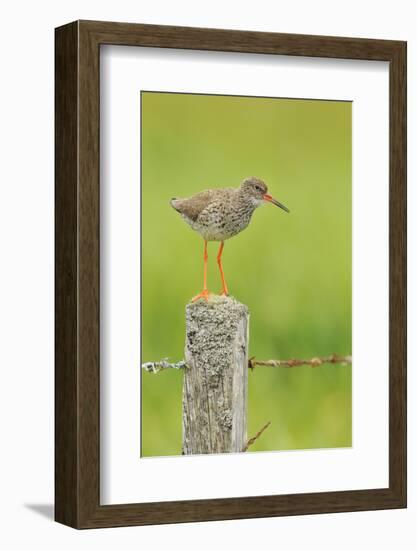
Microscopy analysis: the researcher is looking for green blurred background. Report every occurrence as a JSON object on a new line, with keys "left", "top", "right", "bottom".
{"left": 141, "top": 91, "right": 352, "bottom": 457}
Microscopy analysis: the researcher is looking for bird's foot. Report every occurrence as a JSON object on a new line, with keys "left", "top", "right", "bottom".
{"left": 191, "top": 289, "right": 211, "bottom": 303}
{"left": 220, "top": 290, "right": 229, "bottom": 297}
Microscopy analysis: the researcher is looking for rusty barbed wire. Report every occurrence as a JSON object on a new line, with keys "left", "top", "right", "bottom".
{"left": 141, "top": 353, "right": 351, "bottom": 373}
{"left": 242, "top": 421, "right": 271, "bottom": 452}
{"left": 248, "top": 353, "right": 352, "bottom": 370}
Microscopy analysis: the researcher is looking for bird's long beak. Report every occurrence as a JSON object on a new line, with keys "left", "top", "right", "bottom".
{"left": 263, "top": 194, "right": 290, "bottom": 213}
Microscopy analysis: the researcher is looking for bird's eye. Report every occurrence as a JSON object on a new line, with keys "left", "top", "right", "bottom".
{"left": 256, "top": 186, "right": 261, "bottom": 191}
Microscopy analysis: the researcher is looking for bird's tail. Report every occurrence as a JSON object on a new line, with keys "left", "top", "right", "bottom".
{"left": 170, "top": 198, "right": 181, "bottom": 211}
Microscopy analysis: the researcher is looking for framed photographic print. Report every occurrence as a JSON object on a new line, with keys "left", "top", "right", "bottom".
{"left": 55, "top": 20, "right": 406, "bottom": 528}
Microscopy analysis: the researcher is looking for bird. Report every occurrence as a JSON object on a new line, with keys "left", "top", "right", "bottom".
{"left": 170, "top": 176, "right": 289, "bottom": 302}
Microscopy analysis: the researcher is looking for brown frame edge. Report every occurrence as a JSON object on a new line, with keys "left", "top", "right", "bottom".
{"left": 55, "top": 20, "right": 407, "bottom": 529}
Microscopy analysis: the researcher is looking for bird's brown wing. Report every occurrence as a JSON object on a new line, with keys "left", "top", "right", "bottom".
{"left": 170, "top": 189, "right": 220, "bottom": 222}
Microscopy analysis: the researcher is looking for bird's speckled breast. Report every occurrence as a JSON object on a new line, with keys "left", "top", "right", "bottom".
{"left": 183, "top": 200, "right": 255, "bottom": 241}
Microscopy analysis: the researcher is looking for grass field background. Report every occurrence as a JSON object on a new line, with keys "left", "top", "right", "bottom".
{"left": 141, "top": 92, "right": 352, "bottom": 457}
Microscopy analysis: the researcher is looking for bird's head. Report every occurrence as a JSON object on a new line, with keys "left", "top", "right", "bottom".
{"left": 240, "top": 177, "right": 290, "bottom": 213}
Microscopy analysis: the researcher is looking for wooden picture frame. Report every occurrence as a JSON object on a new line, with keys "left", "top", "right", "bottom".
{"left": 55, "top": 20, "right": 407, "bottom": 528}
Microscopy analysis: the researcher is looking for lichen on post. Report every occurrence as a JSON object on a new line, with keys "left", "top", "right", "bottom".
{"left": 182, "top": 295, "right": 249, "bottom": 455}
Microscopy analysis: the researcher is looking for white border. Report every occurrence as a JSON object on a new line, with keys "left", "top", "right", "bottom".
{"left": 100, "top": 46, "right": 389, "bottom": 504}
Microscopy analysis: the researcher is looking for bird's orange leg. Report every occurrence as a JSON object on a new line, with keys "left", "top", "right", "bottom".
{"left": 217, "top": 242, "right": 229, "bottom": 297}
{"left": 192, "top": 241, "right": 210, "bottom": 302}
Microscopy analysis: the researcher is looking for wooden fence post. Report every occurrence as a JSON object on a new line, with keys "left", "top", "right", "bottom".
{"left": 182, "top": 296, "right": 249, "bottom": 454}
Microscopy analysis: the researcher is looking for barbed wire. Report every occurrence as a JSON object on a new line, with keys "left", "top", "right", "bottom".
{"left": 248, "top": 353, "right": 352, "bottom": 369}
{"left": 242, "top": 421, "right": 271, "bottom": 452}
{"left": 141, "top": 353, "right": 351, "bottom": 374}
{"left": 142, "top": 359, "right": 187, "bottom": 374}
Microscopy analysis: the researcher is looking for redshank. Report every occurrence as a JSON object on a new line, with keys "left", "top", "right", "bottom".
{"left": 170, "top": 176, "right": 289, "bottom": 301}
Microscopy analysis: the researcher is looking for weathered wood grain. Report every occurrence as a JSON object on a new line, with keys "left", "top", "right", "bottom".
{"left": 182, "top": 297, "right": 248, "bottom": 454}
